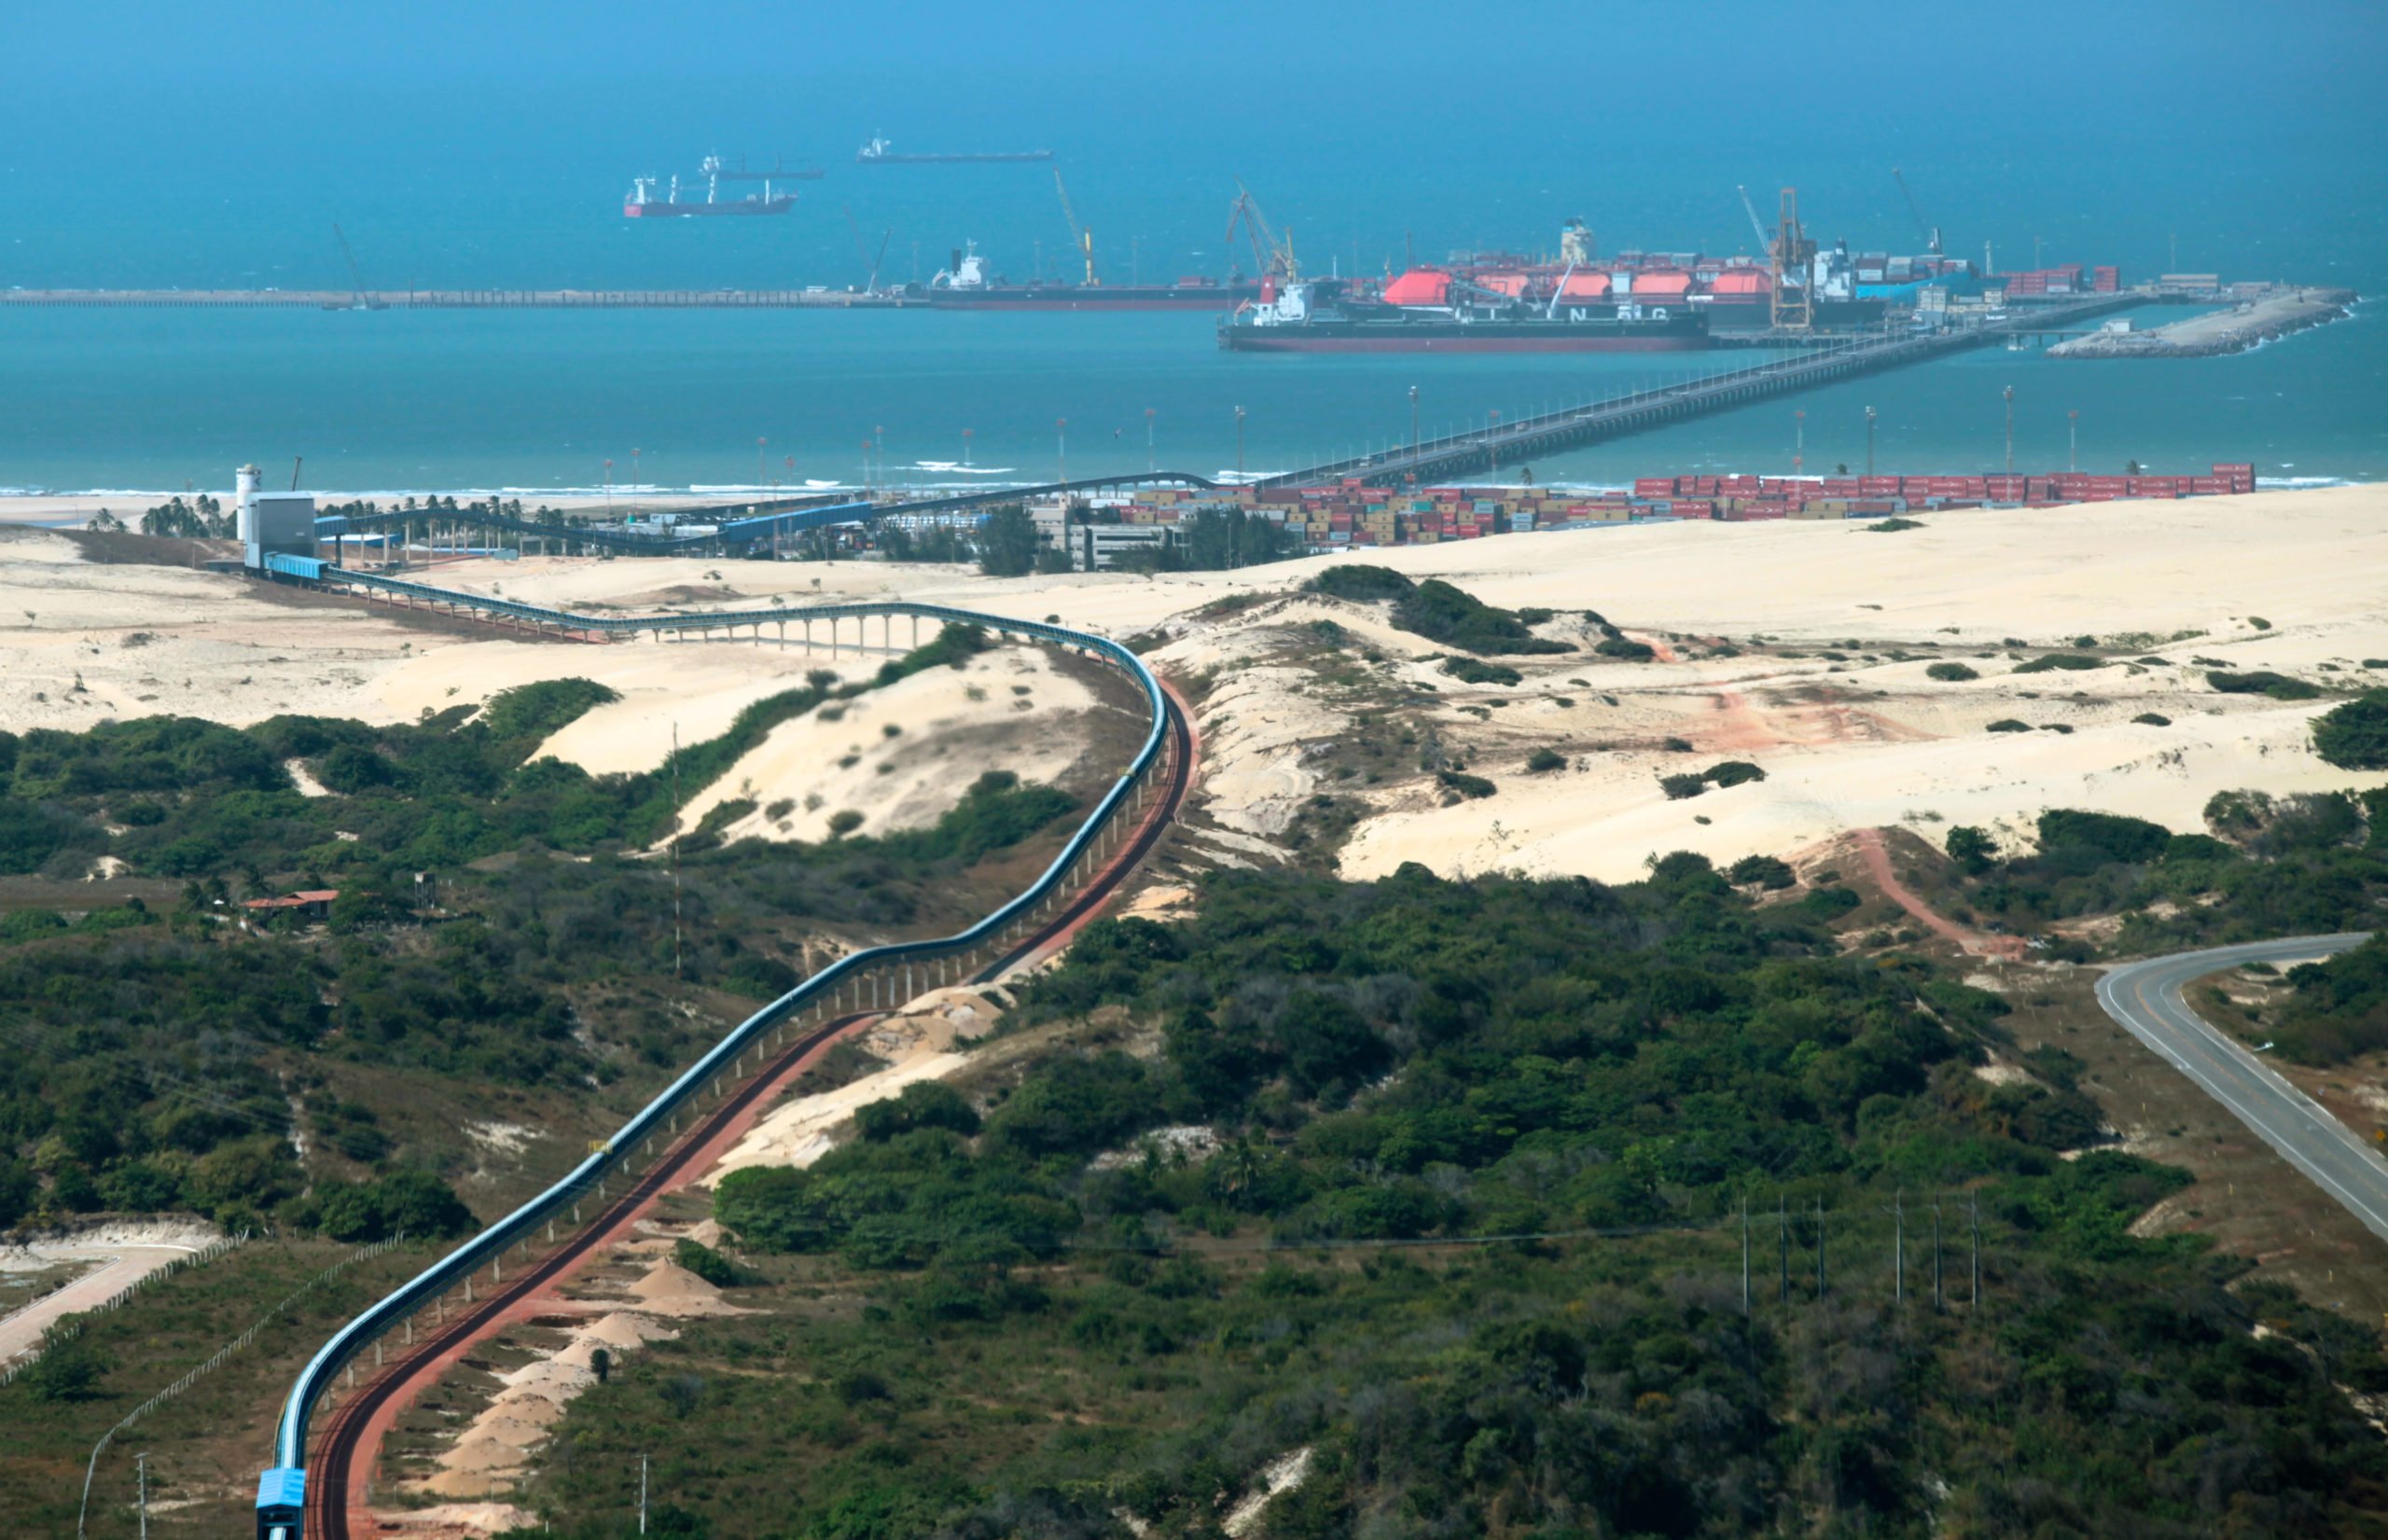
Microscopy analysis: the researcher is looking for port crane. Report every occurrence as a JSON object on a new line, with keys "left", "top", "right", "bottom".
{"left": 1735, "top": 186, "right": 1771, "bottom": 256}
{"left": 1892, "top": 166, "right": 1942, "bottom": 257}
{"left": 329, "top": 223, "right": 387, "bottom": 310}
{"left": 840, "top": 205, "right": 894, "bottom": 295}
{"left": 1225, "top": 180, "right": 1298, "bottom": 282}
{"left": 1052, "top": 166, "right": 1097, "bottom": 285}
{"left": 1770, "top": 188, "right": 1816, "bottom": 332}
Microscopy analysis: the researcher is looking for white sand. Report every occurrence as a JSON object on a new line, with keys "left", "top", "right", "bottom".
{"left": 668, "top": 643, "right": 1097, "bottom": 844}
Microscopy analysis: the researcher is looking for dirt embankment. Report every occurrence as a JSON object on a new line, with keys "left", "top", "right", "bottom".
{"left": 2049, "top": 287, "right": 2358, "bottom": 358}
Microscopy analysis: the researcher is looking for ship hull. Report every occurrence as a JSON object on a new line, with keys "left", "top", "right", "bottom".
{"left": 1221, "top": 318, "right": 1709, "bottom": 353}
{"left": 1700, "top": 297, "right": 1889, "bottom": 332}
{"left": 624, "top": 198, "right": 796, "bottom": 218}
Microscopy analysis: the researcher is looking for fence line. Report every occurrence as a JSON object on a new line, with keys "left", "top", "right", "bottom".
{"left": 0, "top": 1230, "right": 249, "bottom": 1389}
{"left": 75, "top": 1236, "right": 404, "bottom": 1538}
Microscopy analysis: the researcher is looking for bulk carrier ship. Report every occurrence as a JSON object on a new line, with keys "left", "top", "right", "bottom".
{"left": 623, "top": 156, "right": 796, "bottom": 218}
{"left": 924, "top": 242, "right": 1258, "bottom": 312}
{"left": 1220, "top": 218, "right": 1976, "bottom": 351}
{"left": 1219, "top": 273, "right": 1710, "bottom": 353}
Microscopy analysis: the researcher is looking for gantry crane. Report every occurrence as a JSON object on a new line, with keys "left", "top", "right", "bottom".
{"left": 1892, "top": 166, "right": 1942, "bottom": 257}
{"left": 1770, "top": 187, "right": 1816, "bottom": 332}
{"left": 1225, "top": 179, "right": 1298, "bottom": 282}
{"left": 330, "top": 223, "right": 386, "bottom": 310}
{"left": 841, "top": 205, "right": 894, "bottom": 295}
{"left": 1052, "top": 166, "right": 1096, "bottom": 285}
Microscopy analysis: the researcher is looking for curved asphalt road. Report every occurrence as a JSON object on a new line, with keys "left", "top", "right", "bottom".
{"left": 2097, "top": 934, "right": 2388, "bottom": 1245}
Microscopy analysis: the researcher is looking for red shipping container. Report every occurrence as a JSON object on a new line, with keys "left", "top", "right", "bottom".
{"left": 1634, "top": 479, "right": 1675, "bottom": 496}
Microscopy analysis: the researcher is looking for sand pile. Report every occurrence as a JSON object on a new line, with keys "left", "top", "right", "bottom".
{"left": 414, "top": 1257, "right": 698, "bottom": 1502}
{"left": 701, "top": 984, "right": 998, "bottom": 1185}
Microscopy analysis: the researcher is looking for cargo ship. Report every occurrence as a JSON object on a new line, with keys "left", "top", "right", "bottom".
{"left": 1218, "top": 273, "right": 1710, "bottom": 353}
{"left": 857, "top": 136, "right": 1052, "bottom": 165}
{"left": 924, "top": 242, "right": 1257, "bottom": 311}
{"left": 1409, "top": 219, "right": 1973, "bottom": 337}
{"left": 623, "top": 157, "right": 796, "bottom": 218}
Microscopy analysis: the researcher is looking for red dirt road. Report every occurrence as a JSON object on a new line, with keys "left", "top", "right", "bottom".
{"left": 1851, "top": 827, "right": 2025, "bottom": 960}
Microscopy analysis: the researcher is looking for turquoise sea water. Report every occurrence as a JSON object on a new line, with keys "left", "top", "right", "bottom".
{"left": 4, "top": 38, "right": 2384, "bottom": 494}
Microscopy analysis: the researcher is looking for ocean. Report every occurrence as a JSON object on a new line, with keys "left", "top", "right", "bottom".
{"left": 4, "top": 52, "right": 2384, "bottom": 496}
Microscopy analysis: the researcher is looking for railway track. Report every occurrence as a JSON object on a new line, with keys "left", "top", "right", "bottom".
{"left": 294, "top": 687, "right": 1193, "bottom": 1540}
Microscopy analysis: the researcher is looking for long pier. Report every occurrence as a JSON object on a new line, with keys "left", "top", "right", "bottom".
{"left": 0, "top": 288, "right": 914, "bottom": 310}
{"left": 300, "top": 294, "right": 2144, "bottom": 560}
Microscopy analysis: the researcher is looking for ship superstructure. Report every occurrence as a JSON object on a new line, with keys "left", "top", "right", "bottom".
{"left": 623, "top": 155, "right": 797, "bottom": 218}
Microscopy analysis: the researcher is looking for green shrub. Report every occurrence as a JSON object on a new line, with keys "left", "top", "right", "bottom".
{"left": 1986, "top": 719, "right": 2032, "bottom": 733}
{"left": 1925, "top": 662, "right": 1979, "bottom": 682}
{"left": 2132, "top": 713, "right": 2172, "bottom": 727}
{"left": 855, "top": 1081, "right": 981, "bottom": 1142}
{"left": 1659, "top": 773, "right": 1706, "bottom": 800}
{"left": 1305, "top": 565, "right": 1414, "bottom": 603}
{"left": 2208, "top": 670, "right": 2319, "bottom": 701}
{"left": 1701, "top": 760, "right": 1765, "bottom": 788}
{"left": 1441, "top": 657, "right": 1523, "bottom": 687}
{"left": 1437, "top": 770, "right": 1496, "bottom": 799}
{"left": 2313, "top": 692, "right": 2388, "bottom": 770}
{"left": 826, "top": 810, "right": 865, "bottom": 838}
{"left": 673, "top": 1237, "right": 762, "bottom": 1287}
{"left": 1947, "top": 825, "right": 1995, "bottom": 874}
{"left": 1595, "top": 636, "right": 1657, "bottom": 662}
{"left": 1727, "top": 854, "right": 1795, "bottom": 889}
{"left": 2037, "top": 809, "right": 2171, "bottom": 866}
{"left": 1524, "top": 748, "right": 1567, "bottom": 774}
{"left": 1867, "top": 517, "right": 1923, "bottom": 532}
{"left": 2013, "top": 654, "right": 2103, "bottom": 674}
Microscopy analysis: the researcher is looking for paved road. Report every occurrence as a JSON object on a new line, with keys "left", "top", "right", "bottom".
{"left": 0, "top": 1243, "right": 201, "bottom": 1366}
{"left": 2097, "top": 935, "right": 2388, "bottom": 1245}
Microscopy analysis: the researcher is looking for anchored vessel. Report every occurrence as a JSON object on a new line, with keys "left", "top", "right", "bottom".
{"left": 857, "top": 135, "right": 1052, "bottom": 165}
{"left": 925, "top": 241, "right": 1258, "bottom": 311}
{"left": 623, "top": 156, "right": 797, "bottom": 217}
{"left": 1220, "top": 273, "right": 1710, "bottom": 353}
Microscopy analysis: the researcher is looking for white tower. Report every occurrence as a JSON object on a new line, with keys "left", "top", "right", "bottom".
{"left": 236, "top": 464, "right": 263, "bottom": 545}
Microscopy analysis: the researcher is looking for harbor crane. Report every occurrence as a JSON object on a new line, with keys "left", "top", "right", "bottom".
{"left": 329, "top": 223, "right": 387, "bottom": 310}
{"left": 1052, "top": 166, "right": 1096, "bottom": 285}
{"left": 1226, "top": 179, "right": 1298, "bottom": 282}
{"left": 1736, "top": 186, "right": 1771, "bottom": 255}
{"left": 840, "top": 205, "right": 893, "bottom": 295}
{"left": 1893, "top": 166, "right": 1942, "bottom": 257}
{"left": 1770, "top": 187, "right": 1816, "bottom": 333}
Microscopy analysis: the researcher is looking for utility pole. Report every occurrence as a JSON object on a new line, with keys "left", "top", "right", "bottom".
{"left": 1145, "top": 407, "right": 1156, "bottom": 474}
{"left": 1740, "top": 1195, "right": 1751, "bottom": 1316}
{"left": 137, "top": 1450, "right": 149, "bottom": 1540}
{"left": 757, "top": 435, "right": 768, "bottom": 490}
{"left": 1487, "top": 409, "right": 1500, "bottom": 476}
{"left": 1794, "top": 409, "right": 1805, "bottom": 477}
{"left": 1893, "top": 1190, "right": 1905, "bottom": 1305}
{"left": 2068, "top": 409, "right": 2079, "bottom": 473}
{"left": 670, "top": 725, "right": 682, "bottom": 981}
{"left": 1815, "top": 1198, "right": 1826, "bottom": 1299}
{"left": 1778, "top": 1197, "right": 1789, "bottom": 1305}
{"left": 1970, "top": 1191, "right": 1982, "bottom": 1309}
{"left": 639, "top": 1453, "right": 649, "bottom": 1534}
{"left": 1865, "top": 406, "right": 1877, "bottom": 479}
{"left": 1056, "top": 417, "right": 1068, "bottom": 488}
{"left": 1933, "top": 1196, "right": 1944, "bottom": 1312}
{"left": 1409, "top": 384, "right": 1420, "bottom": 453}
{"left": 1235, "top": 405, "right": 1246, "bottom": 477}
{"left": 2003, "top": 385, "right": 2015, "bottom": 477}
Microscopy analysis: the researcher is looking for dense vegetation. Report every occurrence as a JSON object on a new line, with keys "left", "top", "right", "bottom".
{"left": 536, "top": 859, "right": 2388, "bottom": 1540}
{"left": 0, "top": 630, "right": 1085, "bottom": 1238}
{"left": 2271, "top": 933, "right": 2388, "bottom": 1064}
{"left": 1305, "top": 567, "right": 1570, "bottom": 656}
{"left": 1933, "top": 792, "right": 2388, "bottom": 961}
{"left": 2313, "top": 691, "right": 2388, "bottom": 770}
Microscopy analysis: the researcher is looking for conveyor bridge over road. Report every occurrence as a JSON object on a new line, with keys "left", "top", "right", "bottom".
{"left": 306, "top": 294, "right": 2140, "bottom": 562}
{"left": 253, "top": 567, "right": 1185, "bottom": 1540}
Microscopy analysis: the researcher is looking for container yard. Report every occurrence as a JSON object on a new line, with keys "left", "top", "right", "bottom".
{"left": 1027, "top": 459, "right": 2262, "bottom": 563}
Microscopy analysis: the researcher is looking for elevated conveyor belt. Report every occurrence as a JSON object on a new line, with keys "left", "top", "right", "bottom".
{"left": 257, "top": 576, "right": 1177, "bottom": 1539}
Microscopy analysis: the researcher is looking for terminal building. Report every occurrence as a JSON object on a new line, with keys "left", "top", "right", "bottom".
{"left": 236, "top": 464, "right": 317, "bottom": 572}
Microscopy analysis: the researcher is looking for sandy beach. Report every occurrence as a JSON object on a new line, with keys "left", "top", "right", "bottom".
{"left": 2, "top": 484, "right": 2381, "bottom": 887}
